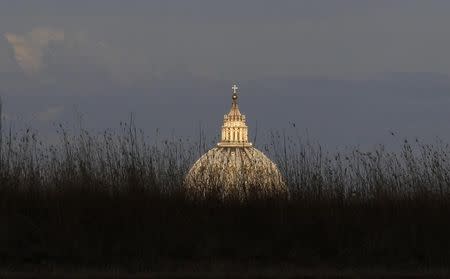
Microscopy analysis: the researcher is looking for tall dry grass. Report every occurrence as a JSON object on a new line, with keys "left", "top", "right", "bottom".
{"left": 1, "top": 101, "right": 450, "bottom": 271}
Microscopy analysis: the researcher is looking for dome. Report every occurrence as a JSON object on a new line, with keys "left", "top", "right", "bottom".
{"left": 185, "top": 146, "right": 287, "bottom": 199}
{"left": 184, "top": 84, "right": 288, "bottom": 199}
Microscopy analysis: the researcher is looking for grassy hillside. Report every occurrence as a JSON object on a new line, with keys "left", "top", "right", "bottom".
{"left": 0, "top": 116, "right": 450, "bottom": 272}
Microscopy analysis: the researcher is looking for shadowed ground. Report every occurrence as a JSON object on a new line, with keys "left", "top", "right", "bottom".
{"left": 1, "top": 123, "right": 450, "bottom": 275}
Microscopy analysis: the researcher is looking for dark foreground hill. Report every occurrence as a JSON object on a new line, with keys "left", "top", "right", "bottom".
{"left": 1, "top": 124, "right": 450, "bottom": 275}
{"left": 1, "top": 183, "right": 450, "bottom": 274}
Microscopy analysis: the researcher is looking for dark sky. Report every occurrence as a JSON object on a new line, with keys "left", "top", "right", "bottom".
{"left": 1, "top": 1, "right": 450, "bottom": 149}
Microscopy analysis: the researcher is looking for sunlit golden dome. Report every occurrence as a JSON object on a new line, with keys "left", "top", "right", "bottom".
{"left": 184, "top": 84, "right": 288, "bottom": 199}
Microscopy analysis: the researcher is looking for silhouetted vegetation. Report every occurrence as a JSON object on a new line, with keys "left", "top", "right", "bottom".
{"left": 1, "top": 109, "right": 450, "bottom": 273}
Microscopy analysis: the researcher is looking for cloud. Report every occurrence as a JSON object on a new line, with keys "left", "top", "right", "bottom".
{"left": 3, "top": 27, "right": 135, "bottom": 88}
{"left": 4, "top": 28, "right": 64, "bottom": 75}
{"left": 36, "top": 105, "right": 64, "bottom": 122}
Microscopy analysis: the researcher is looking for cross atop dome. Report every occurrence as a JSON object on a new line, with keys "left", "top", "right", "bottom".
{"left": 232, "top": 83, "right": 239, "bottom": 101}
{"left": 232, "top": 84, "right": 238, "bottom": 94}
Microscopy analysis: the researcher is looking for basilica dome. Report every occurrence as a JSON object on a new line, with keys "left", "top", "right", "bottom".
{"left": 184, "top": 84, "right": 288, "bottom": 199}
